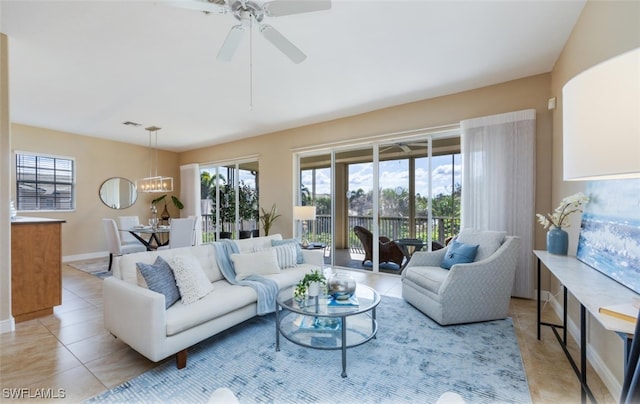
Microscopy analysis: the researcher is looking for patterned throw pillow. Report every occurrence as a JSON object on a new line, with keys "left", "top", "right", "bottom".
{"left": 271, "top": 239, "right": 304, "bottom": 264}
{"left": 136, "top": 256, "right": 181, "bottom": 309}
{"left": 440, "top": 240, "right": 479, "bottom": 270}
{"left": 168, "top": 255, "right": 214, "bottom": 305}
{"left": 273, "top": 243, "right": 298, "bottom": 269}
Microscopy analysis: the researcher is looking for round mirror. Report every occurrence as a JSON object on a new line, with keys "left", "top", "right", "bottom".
{"left": 99, "top": 177, "right": 138, "bottom": 209}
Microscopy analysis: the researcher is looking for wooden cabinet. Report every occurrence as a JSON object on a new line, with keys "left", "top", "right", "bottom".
{"left": 11, "top": 217, "right": 65, "bottom": 322}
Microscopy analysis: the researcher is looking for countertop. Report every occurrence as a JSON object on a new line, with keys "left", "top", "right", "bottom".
{"left": 11, "top": 216, "right": 66, "bottom": 224}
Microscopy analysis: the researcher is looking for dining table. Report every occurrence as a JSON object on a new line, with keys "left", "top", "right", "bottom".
{"left": 124, "top": 225, "right": 170, "bottom": 250}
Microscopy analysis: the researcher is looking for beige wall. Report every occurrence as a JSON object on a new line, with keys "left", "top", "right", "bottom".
{"left": 548, "top": 0, "right": 640, "bottom": 396}
{"left": 181, "top": 73, "right": 554, "bottom": 251}
{"left": 10, "top": 124, "right": 181, "bottom": 259}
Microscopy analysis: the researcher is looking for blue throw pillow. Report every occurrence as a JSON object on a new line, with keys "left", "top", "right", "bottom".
{"left": 136, "top": 256, "right": 181, "bottom": 309}
{"left": 271, "top": 239, "right": 304, "bottom": 264}
{"left": 440, "top": 240, "right": 479, "bottom": 270}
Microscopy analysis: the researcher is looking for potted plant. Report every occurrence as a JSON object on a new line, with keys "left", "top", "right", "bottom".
{"left": 259, "top": 203, "right": 281, "bottom": 236}
{"left": 151, "top": 194, "right": 184, "bottom": 222}
{"left": 294, "top": 269, "right": 327, "bottom": 299}
{"left": 238, "top": 182, "right": 258, "bottom": 239}
{"left": 214, "top": 183, "right": 234, "bottom": 239}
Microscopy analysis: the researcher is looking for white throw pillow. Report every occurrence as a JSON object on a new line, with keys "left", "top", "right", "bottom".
{"left": 231, "top": 249, "right": 281, "bottom": 280}
{"left": 168, "top": 255, "right": 214, "bottom": 304}
{"left": 273, "top": 243, "right": 298, "bottom": 269}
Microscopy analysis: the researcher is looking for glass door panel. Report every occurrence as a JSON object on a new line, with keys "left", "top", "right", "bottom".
{"left": 339, "top": 146, "right": 373, "bottom": 270}
{"left": 300, "top": 153, "right": 332, "bottom": 266}
{"left": 427, "top": 152, "right": 462, "bottom": 245}
{"left": 238, "top": 163, "right": 258, "bottom": 238}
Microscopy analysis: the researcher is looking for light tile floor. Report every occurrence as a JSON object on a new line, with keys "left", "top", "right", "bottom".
{"left": 0, "top": 263, "right": 617, "bottom": 403}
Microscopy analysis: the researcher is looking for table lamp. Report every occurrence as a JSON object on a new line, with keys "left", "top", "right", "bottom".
{"left": 562, "top": 47, "right": 640, "bottom": 404}
{"left": 563, "top": 47, "right": 639, "bottom": 181}
{"left": 293, "top": 206, "right": 316, "bottom": 247}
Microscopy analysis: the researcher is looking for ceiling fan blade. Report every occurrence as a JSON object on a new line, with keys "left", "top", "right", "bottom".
{"left": 264, "top": 0, "right": 331, "bottom": 17}
{"left": 217, "top": 24, "right": 246, "bottom": 62}
{"left": 165, "top": 0, "right": 227, "bottom": 14}
{"left": 259, "top": 24, "right": 306, "bottom": 64}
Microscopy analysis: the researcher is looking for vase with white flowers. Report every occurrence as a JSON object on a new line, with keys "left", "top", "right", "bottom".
{"left": 536, "top": 192, "right": 589, "bottom": 255}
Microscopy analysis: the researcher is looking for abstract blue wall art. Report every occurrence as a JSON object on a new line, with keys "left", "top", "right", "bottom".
{"left": 577, "top": 179, "right": 640, "bottom": 293}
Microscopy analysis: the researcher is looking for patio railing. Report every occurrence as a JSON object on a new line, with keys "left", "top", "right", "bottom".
{"left": 200, "top": 214, "right": 459, "bottom": 247}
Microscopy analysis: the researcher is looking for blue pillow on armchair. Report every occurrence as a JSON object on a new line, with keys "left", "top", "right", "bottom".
{"left": 440, "top": 240, "right": 479, "bottom": 270}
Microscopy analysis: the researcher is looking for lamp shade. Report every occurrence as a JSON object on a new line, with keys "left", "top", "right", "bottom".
{"left": 562, "top": 48, "right": 640, "bottom": 181}
{"left": 293, "top": 206, "right": 316, "bottom": 220}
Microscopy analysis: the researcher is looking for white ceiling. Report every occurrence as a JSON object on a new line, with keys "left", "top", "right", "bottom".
{"left": 1, "top": 0, "right": 585, "bottom": 152}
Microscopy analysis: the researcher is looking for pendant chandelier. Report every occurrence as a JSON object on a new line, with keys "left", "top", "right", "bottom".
{"left": 135, "top": 126, "right": 173, "bottom": 193}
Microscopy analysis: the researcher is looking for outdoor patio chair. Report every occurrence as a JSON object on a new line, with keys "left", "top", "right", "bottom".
{"left": 353, "top": 225, "right": 405, "bottom": 268}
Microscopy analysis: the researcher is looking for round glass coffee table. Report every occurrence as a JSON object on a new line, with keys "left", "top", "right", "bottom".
{"left": 275, "top": 284, "right": 380, "bottom": 378}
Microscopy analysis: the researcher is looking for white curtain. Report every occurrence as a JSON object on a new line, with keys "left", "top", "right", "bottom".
{"left": 461, "top": 109, "right": 535, "bottom": 298}
{"left": 180, "top": 164, "right": 202, "bottom": 245}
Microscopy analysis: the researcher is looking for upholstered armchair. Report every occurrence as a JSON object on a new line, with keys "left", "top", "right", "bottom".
{"left": 353, "top": 226, "right": 405, "bottom": 267}
{"left": 401, "top": 229, "right": 520, "bottom": 325}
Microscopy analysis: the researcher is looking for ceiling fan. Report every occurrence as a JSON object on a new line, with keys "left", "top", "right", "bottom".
{"left": 380, "top": 142, "right": 429, "bottom": 154}
{"left": 169, "top": 0, "right": 331, "bottom": 64}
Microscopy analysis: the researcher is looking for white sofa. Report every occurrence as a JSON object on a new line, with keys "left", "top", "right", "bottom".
{"left": 401, "top": 229, "right": 520, "bottom": 325}
{"left": 103, "top": 234, "right": 324, "bottom": 368}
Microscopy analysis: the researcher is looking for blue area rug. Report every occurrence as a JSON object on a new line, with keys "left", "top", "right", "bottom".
{"left": 87, "top": 296, "right": 530, "bottom": 403}
{"left": 68, "top": 258, "right": 112, "bottom": 279}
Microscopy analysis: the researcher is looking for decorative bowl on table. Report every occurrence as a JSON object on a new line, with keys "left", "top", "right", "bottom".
{"left": 327, "top": 273, "right": 356, "bottom": 300}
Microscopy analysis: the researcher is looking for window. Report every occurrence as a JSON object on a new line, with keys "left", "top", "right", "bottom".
{"left": 16, "top": 152, "right": 75, "bottom": 211}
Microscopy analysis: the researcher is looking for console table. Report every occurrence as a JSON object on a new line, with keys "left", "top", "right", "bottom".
{"left": 535, "top": 250, "right": 637, "bottom": 403}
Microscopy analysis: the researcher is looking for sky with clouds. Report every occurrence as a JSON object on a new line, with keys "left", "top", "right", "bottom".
{"left": 205, "top": 154, "right": 462, "bottom": 199}
{"left": 305, "top": 155, "right": 461, "bottom": 197}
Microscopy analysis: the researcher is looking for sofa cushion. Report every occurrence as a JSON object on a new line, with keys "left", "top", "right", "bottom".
{"left": 168, "top": 255, "right": 214, "bottom": 304}
{"left": 271, "top": 239, "right": 304, "bottom": 264}
{"left": 456, "top": 229, "right": 506, "bottom": 262}
{"left": 165, "top": 282, "right": 257, "bottom": 336}
{"left": 231, "top": 249, "right": 281, "bottom": 280}
{"left": 403, "top": 265, "right": 450, "bottom": 294}
{"left": 262, "top": 265, "right": 312, "bottom": 289}
{"left": 136, "top": 256, "right": 180, "bottom": 309}
{"left": 440, "top": 241, "right": 479, "bottom": 270}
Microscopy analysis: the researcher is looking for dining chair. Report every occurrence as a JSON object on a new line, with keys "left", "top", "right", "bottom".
{"left": 157, "top": 217, "right": 196, "bottom": 250}
{"left": 117, "top": 215, "right": 144, "bottom": 246}
{"left": 102, "top": 218, "right": 147, "bottom": 271}
{"left": 189, "top": 215, "right": 201, "bottom": 246}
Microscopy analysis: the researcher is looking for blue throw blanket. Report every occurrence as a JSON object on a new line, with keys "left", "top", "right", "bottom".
{"left": 213, "top": 240, "right": 279, "bottom": 315}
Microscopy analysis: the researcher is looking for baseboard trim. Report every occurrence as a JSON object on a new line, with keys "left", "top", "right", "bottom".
{"left": 0, "top": 316, "right": 15, "bottom": 334}
{"left": 547, "top": 291, "right": 622, "bottom": 400}
{"left": 63, "top": 251, "right": 108, "bottom": 263}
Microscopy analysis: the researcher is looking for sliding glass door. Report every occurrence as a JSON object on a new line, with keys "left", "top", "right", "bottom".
{"left": 200, "top": 160, "right": 258, "bottom": 242}
{"left": 296, "top": 131, "right": 461, "bottom": 274}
